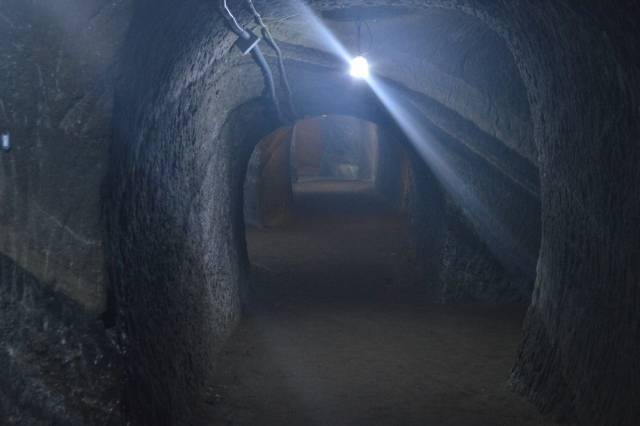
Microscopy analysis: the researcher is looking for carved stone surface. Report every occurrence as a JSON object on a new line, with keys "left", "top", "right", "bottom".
{"left": 0, "top": 253, "right": 121, "bottom": 425}
{"left": 1, "top": 1, "right": 638, "bottom": 425}
{"left": 0, "top": 0, "right": 133, "bottom": 313}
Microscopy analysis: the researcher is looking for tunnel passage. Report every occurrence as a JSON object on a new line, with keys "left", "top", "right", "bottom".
{"left": 225, "top": 113, "right": 545, "bottom": 423}
{"left": 209, "top": 173, "right": 549, "bottom": 425}
{"left": 103, "top": 2, "right": 639, "bottom": 425}
{"left": 1, "top": 0, "right": 636, "bottom": 425}
{"left": 245, "top": 111, "right": 540, "bottom": 304}
{"left": 244, "top": 115, "right": 382, "bottom": 229}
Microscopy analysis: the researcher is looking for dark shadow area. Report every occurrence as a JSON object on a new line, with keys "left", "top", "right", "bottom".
{"left": 198, "top": 115, "right": 549, "bottom": 424}
{"left": 198, "top": 180, "right": 554, "bottom": 425}
{"left": 0, "top": 253, "right": 122, "bottom": 425}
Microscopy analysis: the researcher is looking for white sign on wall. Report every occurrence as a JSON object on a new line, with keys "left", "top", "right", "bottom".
{"left": 1, "top": 133, "right": 9, "bottom": 151}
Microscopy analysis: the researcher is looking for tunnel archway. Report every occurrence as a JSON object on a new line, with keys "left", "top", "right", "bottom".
{"left": 241, "top": 108, "right": 539, "bottom": 305}
{"left": 227, "top": 109, "right": 542, "bottom": 423}
{"left": 104, "top": 2, "right": 639, "bottom": 425}
{"left": 242, "top": 114, "right": 386, "bottom": 231}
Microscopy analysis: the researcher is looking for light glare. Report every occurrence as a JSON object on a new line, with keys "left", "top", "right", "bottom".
{"left": 287, "top": 0, "right": 533, "bottom": 285}
{"left": 350, "top": 56, "right": 369, "bottom": 78}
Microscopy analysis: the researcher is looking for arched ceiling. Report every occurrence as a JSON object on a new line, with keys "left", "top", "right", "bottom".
{"left": 262, "top": 5, "right": 535, "bottom": 162}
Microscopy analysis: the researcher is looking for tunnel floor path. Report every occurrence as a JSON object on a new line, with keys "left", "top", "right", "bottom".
{"left": 198, "top": 180, "right": 555, "bottom": 426}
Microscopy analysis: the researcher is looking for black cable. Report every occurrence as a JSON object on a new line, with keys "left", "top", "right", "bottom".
{"left": 218, "top": 0, "right": 285, "bottom": 123}
{"left": 356, "top": 19, "right": 372, "bottom": 56}
{"left": 245, "top": 0, "right": 298, "bottom": 119}
{"left": 251, "top": 45, "right": 286, "bottom": 123}
{"left": 219, "top": 0, "right": 249, "bottom": 39}
{"left": 264, "top": 35, "right": 297, "bottom": 117}
{"left": 356, "top": 21, "right": 361, "bottom": 54}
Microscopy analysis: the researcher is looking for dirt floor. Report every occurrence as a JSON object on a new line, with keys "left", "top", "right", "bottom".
{"left": 198, "top": 180, "right": 556, "bottom": 426}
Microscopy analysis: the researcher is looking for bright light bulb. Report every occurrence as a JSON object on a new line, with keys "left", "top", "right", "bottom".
{"left": 350, "top": 56, "right": 369, "bottom": 78}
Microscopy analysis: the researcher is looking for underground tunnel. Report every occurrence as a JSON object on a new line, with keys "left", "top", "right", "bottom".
{"left": 0, "top": 1, "right": 638, "bottom": 425}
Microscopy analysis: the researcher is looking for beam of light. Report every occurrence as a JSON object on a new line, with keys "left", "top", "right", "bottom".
{"left": 290, "top": 1, "right": 375, "bottom": 81}
{"left": 350, "top": 56, "right": 369, "bottom": 78}
{"left": 366, "top": 76, "right": 537, "bottom": 279}
{"left": 244, "top": 297, "right": 334, "bottom": 425}
{"left": 286, "top": 3, "right": 535, "bottom": 281}
{"left": 291, "top": 1, "right": 353, "bottom": 64}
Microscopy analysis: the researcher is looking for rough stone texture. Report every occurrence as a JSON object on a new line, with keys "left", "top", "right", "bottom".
{"left": 374, "top": 130, "right": 411, "bottom": 215}
{"left": 297, "top": 3, "right": 639, "bottom": 422}
{"left": 3, "top": 0, "right": 638, "bottom": 424}
{"left": 0, "top": 1, "right": 131, "bottom": 424}
{"left": 257, "top": 126, "right": 294, "bottom": 227}
{"left": 271, "top": 45, "right": 539, "bottom": 196}
{"left": 319, "top": 115, "right": 375, "bottom": 180}
{"left": 102, "top": 2, "right": 284, "bottom": 423}
{"left": 268, "top": 5, "right": 536, "bottom": 163}
{"left": 405, "top": 115, "right": 540, "bottom": 305}
{"left": 243, "top": 141, "right": 262, "bottom": 228}
{"left": 267, "top": 59, "right": 533, "bottom": 307}
{"left": 292, "top": 116, "right": 325, "bottom": 176}
{"left": 0, "top": 0, "right": 133, "bottom": 313}
{"left": 356, "top": 120, "right": 378, "bottom": 182}
{"left": 0, "top": 252, "right": 122, "bottom": 425}
{"left": 101, "top": 1, "right": 549, "bottom": 421}
{"left": 243, "top": 126, "right": 295, "bottom": 229}
{"left": 496, "top": 4, "right": 640, "bottom": 424}
{"left": 315, "top": 4, "right": 639, "bottom": 422}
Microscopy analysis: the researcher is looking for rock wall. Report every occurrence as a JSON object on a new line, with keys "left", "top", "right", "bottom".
{"left": 375, "top": 131, "right": 411, "bottom": 215}
{"left": 292, "top": 117, "right": 325, "bottom": 176}
{"left": 319, "top": 115, "right": 374, "bottom": 181}
{"left": 2, "top": 0, "right": 637, "bottom": 424}
{"left": 101, "top": 1, "right": 549, "bottom": 421}
{"left": 243, "top": 141, "right": 262, "bottom": 228}
{"left": 0, "top": 1, "right": 131, "bottom": 423}
{"left": 267, "top": 4, "right": 536, "bottom": 164}
{"left": 102, "top": 1, "right": 283, "bottom": 423}
{"left": 258, "top": 126, "right": 294, "bottom": 227}
{"left": 405, "top": 117, "right": 541, "bottom": 304}
{"left": 243, "top": 126, "right": 294, "bottom": 228}
{"left": 0, "top": 0, "right": 133, "bottom": 313}
{"left": 0, "top": 253, "right": 121, "bottom": 425}
{"left": 496, "top": 3, "right": 640, "bottom": 424}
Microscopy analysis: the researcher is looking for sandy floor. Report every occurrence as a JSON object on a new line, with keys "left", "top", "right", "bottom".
{"left": 198, "top": 181, "right": 556, "bottom": 426}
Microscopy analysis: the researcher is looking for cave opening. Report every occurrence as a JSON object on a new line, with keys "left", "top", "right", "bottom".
{"left": 109, "top": 5, "right": 550, "bottom": 424}
{"left": 194, "top": 112, "right": 548, "bottom": 424}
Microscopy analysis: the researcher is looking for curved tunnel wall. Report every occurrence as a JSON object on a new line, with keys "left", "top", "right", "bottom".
{"left": 100, "top": 0, "right": 639, "bottom": 424}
